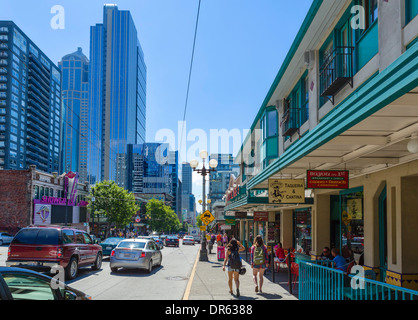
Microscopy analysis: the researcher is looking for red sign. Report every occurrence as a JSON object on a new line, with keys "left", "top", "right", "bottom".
{"left": 254, "top": 212, "right": 268, "bottom": 222}
{"left": 307, "top": 170, "right": 349, "bottom": 189}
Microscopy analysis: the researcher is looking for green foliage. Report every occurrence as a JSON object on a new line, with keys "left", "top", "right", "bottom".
{"left": 88, "top": 181, "right": 139, "bottom": 229}
{"left": 146, "top": 198, "right": 181, "bottom": 233}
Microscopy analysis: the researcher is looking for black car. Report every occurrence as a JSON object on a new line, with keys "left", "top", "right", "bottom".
{"left": 164, "top": 235, "right": 179, "bottom": 247}
{"left": 0, "top": 267, "right": 91, "bottom": 300}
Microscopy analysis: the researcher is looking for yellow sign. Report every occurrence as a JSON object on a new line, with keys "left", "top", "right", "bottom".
{"left": 200, "top": 210, "right": 215, "bottom": 225}
{"left": 342, "top": 210, "right": 352, "bottom": 226}
{"left": 268, "top": 179, "right": 305, "bottom": 204}
{"left": 200, "top": 226, "right": 206, "bottom": 231}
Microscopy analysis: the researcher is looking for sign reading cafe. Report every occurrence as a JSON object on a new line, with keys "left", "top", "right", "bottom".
{"left": 268, "top": 179, "right": 305, "bottom": 204}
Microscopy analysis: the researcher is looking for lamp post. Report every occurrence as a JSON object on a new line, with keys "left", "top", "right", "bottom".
{"left": 190, "top": 150, "right": 218, "bottom": 262}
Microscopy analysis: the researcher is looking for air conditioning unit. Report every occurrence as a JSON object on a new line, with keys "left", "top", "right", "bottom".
{"left": 304, "top": 50, "right": 316, "bottom": 70}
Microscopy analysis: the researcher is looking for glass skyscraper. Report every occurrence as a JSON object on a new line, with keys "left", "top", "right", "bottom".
{"left": 59, "top": 48, "right": 89, "bottom": 182}
{"left": 88, "top": 5, "right": 146, "bottom": 184}
{"left": 0, "top": 21, "right": 62, "bottom": 173}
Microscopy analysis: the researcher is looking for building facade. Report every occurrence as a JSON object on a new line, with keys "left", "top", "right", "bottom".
{"left": 0, "top": 165, "right": 89, "bottom": 234}
{"left": 59, "top": 47, "right": 89, "bottom": 183}
{"left": 227, "top": 0, "right": 418, "bottom": 291}
{"left": 0, "top": 21, "right": 62, "bottom": 174}
{"left": 88, "top": 4, "right": 146, "bottom": 185}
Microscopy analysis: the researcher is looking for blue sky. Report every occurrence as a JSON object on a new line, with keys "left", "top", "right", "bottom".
{"left": 0, "top": 0, "right": 313, "bottom": 210}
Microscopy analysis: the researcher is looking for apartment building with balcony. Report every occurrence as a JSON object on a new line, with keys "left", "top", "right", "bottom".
{"left": 227, "top": 0, "right": 418, "bottom": 293}
{"left": 0, "top": 21, "right": 62, "bottom": 174}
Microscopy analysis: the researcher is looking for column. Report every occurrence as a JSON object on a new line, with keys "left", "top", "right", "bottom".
{"left": 281, "top": 209, "right": 293, "bottom": 249}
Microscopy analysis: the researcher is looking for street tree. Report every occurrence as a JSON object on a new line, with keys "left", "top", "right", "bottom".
{"left": 88, "top": 181, "right": 139, "bottom": 237}
{"left": 146, "top": 199, "right": 181, "bottom": 233}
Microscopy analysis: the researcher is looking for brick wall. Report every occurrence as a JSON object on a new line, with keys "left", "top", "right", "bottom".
{"left": 0, "top": 169, "right": 33, "bottom": 234}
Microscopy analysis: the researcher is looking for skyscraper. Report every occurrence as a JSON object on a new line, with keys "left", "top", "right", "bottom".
{"left": 88, "top": 4, "right": 146, "bottom": 184}
{"left": 59, "top": 48, "right": 89, "bottom": 182}
{"left": 0, "top": 21, "right": 62, "bottom": 173}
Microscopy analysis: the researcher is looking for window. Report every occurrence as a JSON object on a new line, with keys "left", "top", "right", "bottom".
{"left": 75, "top": 232, "right": 84, "bottom": 244}
{"left": 62, "top": 230, "right": 75, "bottom": 244}
{"left": 2, "top": 274, "right": 55, "bottom": 300}
{"left": 83, "top": 233, "right": 92, "bottom": 244}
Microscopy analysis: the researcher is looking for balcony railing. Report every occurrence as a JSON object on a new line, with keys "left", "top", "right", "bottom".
{"left": 281, "top": 104, "right": 300, "bottom": 137}
{"left": 320, "top": 46, "right": 354, "bottom": 104}
{"left": 298, "top": 261, "right": 418, "bottom": 300}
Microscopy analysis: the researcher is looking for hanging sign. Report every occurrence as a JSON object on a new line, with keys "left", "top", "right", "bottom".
{"left": 268, "top": 179, "right": 305, "bottom": 204}
{"left": 254, "top": 212, "right": 268, "bottom": 222}
{"left": 307, "top": 170, "right": 349, "bottom": 189}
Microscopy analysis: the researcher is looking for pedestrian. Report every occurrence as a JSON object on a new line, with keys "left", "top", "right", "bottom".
{"left": 274, "top": 242, "right": 286, "bottom": 271}
{"left": 331, "top": 248, "right": 348, "bottom": 272}
{"left": 216, "top": 233, "right": 222, "bottom": 246}
{"left": 250, "top": 235, "right": 269, "bottom": 293}
{"left": 320, "top": 247, "right": 333, "bottom": 260}
{"left": 222, "top": 238, "right": 245, "bottom": 297}
{"left": 222, "top": 233, "right": 228, "bottom": 246}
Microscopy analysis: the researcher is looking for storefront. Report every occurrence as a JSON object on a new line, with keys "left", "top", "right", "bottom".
{"left": 293, "top": 208, "right": 312, "bottom": 255}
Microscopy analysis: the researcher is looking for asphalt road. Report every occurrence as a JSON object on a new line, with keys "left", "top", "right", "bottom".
{"left": 0, "top": 242, "right": 200, "bottom": 300}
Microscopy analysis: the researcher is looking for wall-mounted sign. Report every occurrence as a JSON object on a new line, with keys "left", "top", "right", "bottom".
{"left": 235, "top": 212, "right": 247, "bottom": 219}
{"left": 254, "top": 212, "right": 268, "bottom": 222}
{"left": 268, "top": 179, "right": 305, "bottom": 204}
{"left": 225, "top": 217, "right": 236, "bottom": 225}
{"left": 307, "top": 170, "right": 349, "bottom": 189}
{"left": 34, "top": 204, "right": 51, "bottom": 225}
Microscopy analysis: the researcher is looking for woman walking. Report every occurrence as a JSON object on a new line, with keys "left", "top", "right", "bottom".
{"left": 250, "top": 235, "right": 269, "bottom": 293}
{"left": 222, "top": 238, "right": 245, "bottom": 297}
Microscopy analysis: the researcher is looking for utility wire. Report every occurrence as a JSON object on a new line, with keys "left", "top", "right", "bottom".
{"left": 179, "top": 0, "right": 202, "bottom": 159}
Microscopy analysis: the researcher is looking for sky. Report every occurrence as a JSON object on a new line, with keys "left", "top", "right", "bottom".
{"left": 0, "top": 0, "right": 314, "bottom": 211}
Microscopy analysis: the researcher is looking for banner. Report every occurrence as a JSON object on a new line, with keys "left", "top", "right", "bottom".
{"left": 269, "top": 179, "right": 305, "bottom": 204}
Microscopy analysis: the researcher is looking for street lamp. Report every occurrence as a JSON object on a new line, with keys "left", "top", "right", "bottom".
{"left": 190, "top": 150, "right": 218, "bottom": 262}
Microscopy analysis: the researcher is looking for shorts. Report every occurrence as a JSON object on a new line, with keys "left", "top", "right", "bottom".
{"left": 253, "top": 264, "right": 267, "bottom": 269}
{"left": 226, "top": 265, "right": 240, "bottom": 273}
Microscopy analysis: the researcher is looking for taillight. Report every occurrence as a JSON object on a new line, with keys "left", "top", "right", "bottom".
{"left": 111, "top": 250, "right": 115, "bottom": 257}
{"left": 57, "top": 247, "right": 63, "bottom": 259}
{"left": 141, "top": 252, "right": 146, "bottom": 258}
{"left": 7, "top": 247, "right": 11, "bottom": 258}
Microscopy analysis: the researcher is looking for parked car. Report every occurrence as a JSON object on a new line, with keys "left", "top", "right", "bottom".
{"left": 0, "top": 267, "right": 91, "bottom": 300}
{"left": 0, "top": 232, "right": 14, "bottom": 246}
{"left": 164, "top": 235, "right": 179, "bottom": 247}
{"left": 6, "top": 226, "right": 103, "bottom": 281}
{"left": 182, "top": 236, "right": 195, "bottom": 245}
{"left": 110, "top": 238, "right": 162, "bottom": 273}
{"left": 150, "top": 236, "right": 164, "bottom": 250}
{"left": 99, "top": 237, "right": 124, "bottom": 256}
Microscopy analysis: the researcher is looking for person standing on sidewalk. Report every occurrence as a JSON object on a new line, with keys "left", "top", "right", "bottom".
{"left": 250, "top": 235, "right": 269, "bottom": 293}
{"left": 222, "top": 238, "right": 245, "bottom": 297}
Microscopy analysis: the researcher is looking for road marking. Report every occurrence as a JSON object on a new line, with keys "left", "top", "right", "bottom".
{"left": 182, "top": 248, "right": 200, "bottom": 300}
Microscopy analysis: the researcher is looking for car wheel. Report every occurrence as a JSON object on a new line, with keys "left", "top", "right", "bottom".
{"left": 158, "top": 254, "right": 162, "bottom": 267}
{"left": 147, "top": 260, "right": 153, "bottom": 273}
{"left": 65, "top": 256, "right": 78, "bottom": 280}
{"left": 92, "top": 252, "right": 102, "bottom": 270}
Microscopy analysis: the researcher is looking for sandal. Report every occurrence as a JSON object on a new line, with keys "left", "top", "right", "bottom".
{"left": 255, "top": 285, "right": 258, "bottom": 293}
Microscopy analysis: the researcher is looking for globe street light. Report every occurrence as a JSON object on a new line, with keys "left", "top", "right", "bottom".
{"left": 190, "top": 150, "right": 218, "bottom": 262}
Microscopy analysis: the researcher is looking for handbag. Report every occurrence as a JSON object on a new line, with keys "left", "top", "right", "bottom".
{"left": 239, "top": 267, "right": 246, "bottom": 275}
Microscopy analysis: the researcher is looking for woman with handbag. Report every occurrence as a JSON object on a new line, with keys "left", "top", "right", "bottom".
{"left": 222, "top": 238, "right": 245, "bottom": 297}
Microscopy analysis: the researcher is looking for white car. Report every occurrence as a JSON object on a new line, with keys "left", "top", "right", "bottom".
{"left": 0, "top": 232, "right": 14, "bottom": 246}
{"left": 182, "top": 236, "right": 195, "bottom": 245}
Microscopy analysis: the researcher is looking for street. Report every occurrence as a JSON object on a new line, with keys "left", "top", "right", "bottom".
{"left": 0, "top": 242, "right": 200, "bottom": 300}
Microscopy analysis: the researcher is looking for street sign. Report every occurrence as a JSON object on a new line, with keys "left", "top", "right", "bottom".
{"left": 200, "top": 210, "right": 215, "bottom": 225}
{"left": 200, "top": 225, "right": 206, "bottom": 231}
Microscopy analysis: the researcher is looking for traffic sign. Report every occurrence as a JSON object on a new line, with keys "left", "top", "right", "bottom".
{"left": 200, "top": 225, "right": 206, "bottom": 231}
{"left": 200, "top": 210, "right": 215, "bottom": 225}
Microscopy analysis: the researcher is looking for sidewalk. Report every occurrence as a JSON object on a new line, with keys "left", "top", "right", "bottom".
{"left": 184, "top": 245, "right": 298, "bottom": 300}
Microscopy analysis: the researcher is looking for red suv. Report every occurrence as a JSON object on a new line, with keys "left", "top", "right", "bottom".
{"left": 6, "top": 226, "right": 102, "bottom": 280}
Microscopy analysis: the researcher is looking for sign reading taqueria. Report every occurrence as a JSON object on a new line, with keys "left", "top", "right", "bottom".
{"left": 268, "top": 179, "right": 305, "bottom": 204}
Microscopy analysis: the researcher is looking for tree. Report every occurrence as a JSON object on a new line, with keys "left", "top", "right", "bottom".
{"left": 88, "top": 181, "right": 139, "bottom": 237}
{"left": 146, "top": 199, "right": 181, "bottom": 233}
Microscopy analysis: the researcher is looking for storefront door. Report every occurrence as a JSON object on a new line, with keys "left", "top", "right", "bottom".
{"left": 379, "top": 186, "right": 388, "bottom": 282}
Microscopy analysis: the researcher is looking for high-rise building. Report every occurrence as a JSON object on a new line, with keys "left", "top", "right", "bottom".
{"left": 181, "top": 162, "right": 195, "bottom": 222}
{"left": 0, "top": 21, "right": 62, "bottom": 173}
{"left": 88, "top": 4, "right": 146, "bottom": 184}
{"left": 208, "top": 154, "right": 240, "bottom": 210}
{"left": 58, "top": 48, "right": 89, "bottom": 183}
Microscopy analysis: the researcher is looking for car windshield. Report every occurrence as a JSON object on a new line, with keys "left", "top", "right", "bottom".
{"left": 117, "top": 241, "right": 146, "bottom": 249}
{"left": 12, "top": 228, "right": 60, "bottom": 245}
{"left": 167, "top": 236, "right": 177, "bottom": 239}
{"left": 102, "top": 238, "right": 123, "bottom": 245}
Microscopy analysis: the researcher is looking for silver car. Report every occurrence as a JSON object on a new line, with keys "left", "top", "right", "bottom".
{"left": 110, "top": 239, "right": 162, "bottom": 273}
{"left": 0, "top": 232, "right": 13, "bottom": 246}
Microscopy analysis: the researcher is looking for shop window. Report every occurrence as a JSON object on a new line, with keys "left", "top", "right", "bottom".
{"left": 340, "top": 188, "right": 364, "bottom": 261}
{"left": 293, "top": 208, "right": 312, "bottom": 255}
